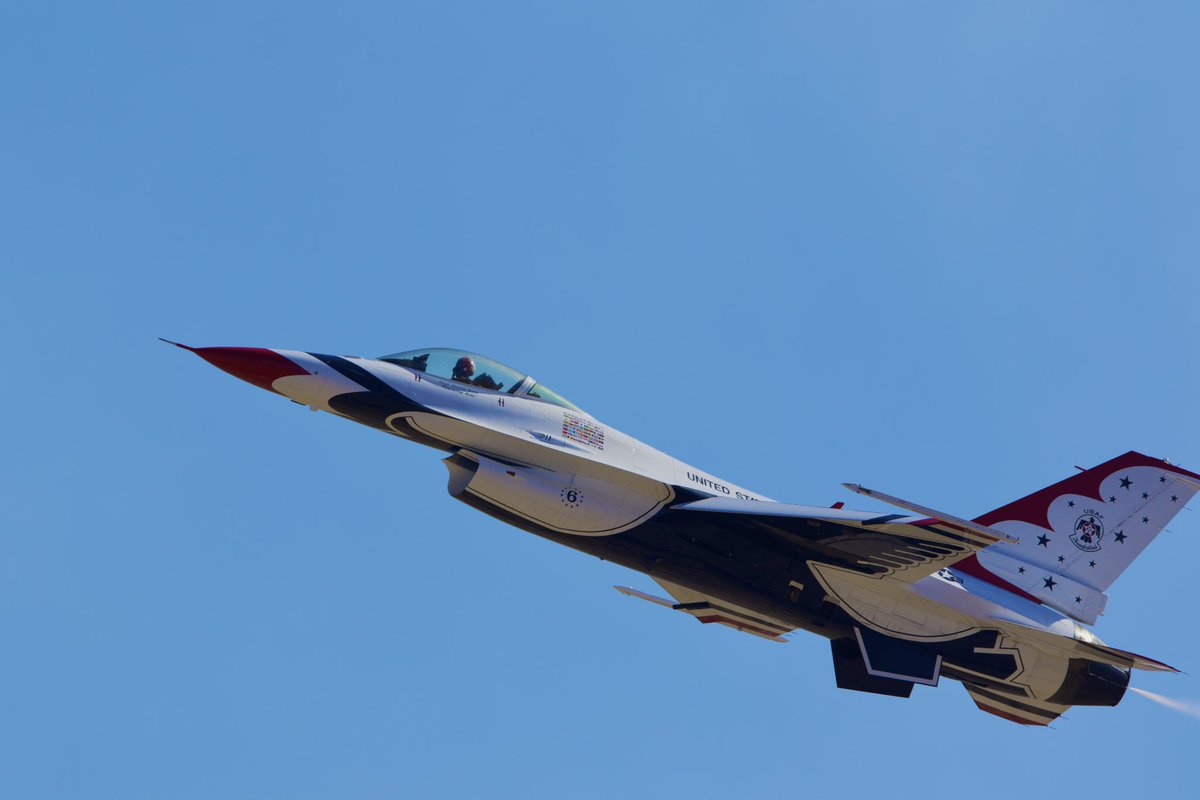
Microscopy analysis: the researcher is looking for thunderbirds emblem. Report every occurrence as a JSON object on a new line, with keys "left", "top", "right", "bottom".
{"left": 1071, "top": 511, "right": 1105, "bottom": 552}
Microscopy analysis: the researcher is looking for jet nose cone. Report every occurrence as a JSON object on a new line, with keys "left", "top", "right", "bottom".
{"left": 165, "top": 340, "right": 309, "bottom": 393}
{"left": 194, "top": 347, "right": 310, "bottom": 393}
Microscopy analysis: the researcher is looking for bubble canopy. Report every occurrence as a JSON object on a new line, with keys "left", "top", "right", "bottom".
{"left": 377, "top": 348, "right": 582, "bottom": 412}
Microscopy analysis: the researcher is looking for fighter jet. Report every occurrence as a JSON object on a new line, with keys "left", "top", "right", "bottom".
{"left": 169, "top": 341, "right": 1199, "bottom": 726}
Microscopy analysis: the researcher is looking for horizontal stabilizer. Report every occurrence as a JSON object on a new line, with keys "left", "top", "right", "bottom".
{"left": 1080, "top": 642, "right": 1178, "bottom": 673}
{"left": 964, "top": 684, "right": 1068, "bottom": 726}
{"left": 990, "top": 618, "right": 1178, "bottom": 673}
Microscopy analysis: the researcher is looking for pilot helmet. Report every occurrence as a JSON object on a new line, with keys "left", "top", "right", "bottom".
{"left": 453, "top": 356, "right": 476, "bottom": 378}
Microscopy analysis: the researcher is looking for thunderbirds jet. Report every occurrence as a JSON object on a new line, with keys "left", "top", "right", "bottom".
{"left": 170, "top": 341, "right": 1199, "bottom": 726}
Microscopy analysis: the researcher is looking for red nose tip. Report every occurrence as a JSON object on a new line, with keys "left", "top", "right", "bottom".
{"left": 165, "top": 340, "right": 309, "bottom": 393}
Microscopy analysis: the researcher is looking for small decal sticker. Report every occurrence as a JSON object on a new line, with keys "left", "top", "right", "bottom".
{"left": 1070, "top": 510, "right": 1105, "bottom": 552}
{"left": 937, "top": 568, "right": 964, "bottom": 585}
{"left": 561, "top": 486, "right": 583, "bottom": 508}
{"left": 562, "top": 412, "right": 605, "bottom": 450}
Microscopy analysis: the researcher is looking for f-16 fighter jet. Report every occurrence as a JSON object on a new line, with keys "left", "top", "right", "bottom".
{"left": 169, "top": 341, "right": 1199, "bottom": 726}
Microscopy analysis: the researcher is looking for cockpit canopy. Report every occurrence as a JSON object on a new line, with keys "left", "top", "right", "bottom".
{"left": 377, "top": 348, "right": 582, "bottom": 411}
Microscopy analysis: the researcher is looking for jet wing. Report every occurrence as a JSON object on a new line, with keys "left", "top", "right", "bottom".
{"left": 671, "top": 495, "right": 1011, "bottom": 583}
{"left": 615, "top": 579, "right": 793, "bottom": 642}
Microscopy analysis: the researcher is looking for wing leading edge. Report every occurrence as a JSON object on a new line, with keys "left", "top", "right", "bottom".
{"left": 672, "top": 496, "right": 1007, "bottom": 583}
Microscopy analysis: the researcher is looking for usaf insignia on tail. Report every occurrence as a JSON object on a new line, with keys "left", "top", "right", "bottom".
{"left": 1071, "top": 513, "right": 1104, "bottom": 552}
{"left": 168, "top": 340, "right": 1198, "bottom": 727}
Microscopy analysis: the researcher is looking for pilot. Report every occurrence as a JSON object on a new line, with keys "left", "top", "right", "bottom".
{"left": 451, "top": 355, "right": 504, "bottom": 391}
{"left": 451, "top": 356, "right": 476, "bottom": 384}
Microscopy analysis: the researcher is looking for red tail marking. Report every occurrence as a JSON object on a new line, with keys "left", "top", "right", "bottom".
{"left": 974, "top": 451, "right": 1200, "bottom": 531}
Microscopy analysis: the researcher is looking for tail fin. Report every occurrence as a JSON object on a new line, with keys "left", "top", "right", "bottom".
{"left": 972, "top": 452, "right": 1198, "bottom": 602}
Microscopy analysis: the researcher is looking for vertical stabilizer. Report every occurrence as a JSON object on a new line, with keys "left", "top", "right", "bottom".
{"left": 972, "top": 452, "right": 1198, "bottom": 601}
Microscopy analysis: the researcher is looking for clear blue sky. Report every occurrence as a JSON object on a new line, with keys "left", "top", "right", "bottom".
{"left": 3, "top": 2, "right": 1199, "bottom": 798}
